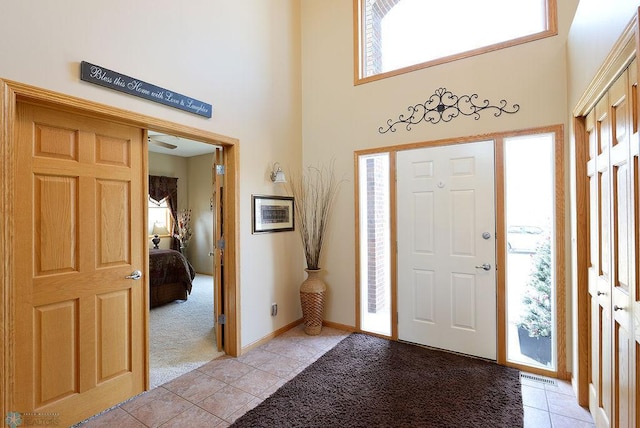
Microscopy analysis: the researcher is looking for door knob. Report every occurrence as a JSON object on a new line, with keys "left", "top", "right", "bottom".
{"left": 475, "top": 263, "right": 491, "bottom": 271}
{"left": 597, "top": 291, "right": 606, "bottom": 296}
{"left": 125, "top": 270, "right": 142, "bottom": 280}
{"left": 613, "top": 305, "right": 624, "bottom": 312}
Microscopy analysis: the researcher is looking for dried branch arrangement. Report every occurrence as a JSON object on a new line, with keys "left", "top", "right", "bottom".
{"left": 288, "top": 160, "right": 344, "bottom": 270}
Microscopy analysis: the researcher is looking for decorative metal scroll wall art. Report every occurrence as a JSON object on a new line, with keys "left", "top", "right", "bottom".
{"left": 379, "top": 87, "right": 520, "bottom": 134}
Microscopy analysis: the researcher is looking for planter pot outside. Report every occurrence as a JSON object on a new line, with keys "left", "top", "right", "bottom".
{"left": 517, "top": 325, "right": 551, "bottom": 365}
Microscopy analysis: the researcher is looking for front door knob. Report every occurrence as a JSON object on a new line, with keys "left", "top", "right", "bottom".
{"left": 475, "top": 263, "right": 491, "bottom": 271}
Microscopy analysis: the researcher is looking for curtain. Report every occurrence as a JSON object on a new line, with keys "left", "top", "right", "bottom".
{"left": 149, "top": 175, "right": 180, "bottom": 250}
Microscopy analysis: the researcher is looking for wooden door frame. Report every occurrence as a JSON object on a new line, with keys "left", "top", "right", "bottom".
{"left": 571, "top": 14, "right": 638, "bottom": 407}
{"left": 0, "top": 79, "right": 241, "bottom": 419}
{"left": 354, "top": 125, "right": 567, "bottom": 380}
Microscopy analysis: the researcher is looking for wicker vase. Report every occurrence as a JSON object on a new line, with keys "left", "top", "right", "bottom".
{"left": 300, "top": 268, "right": 326, "bottom": 335}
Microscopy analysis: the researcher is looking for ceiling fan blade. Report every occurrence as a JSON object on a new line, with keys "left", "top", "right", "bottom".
{"left": 148, "top": 138, "right": 178, "bottom": 150}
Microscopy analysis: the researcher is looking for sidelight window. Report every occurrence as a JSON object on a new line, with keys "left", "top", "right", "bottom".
{"left": 357, "top": 152, "right": 391, "bottom": 336}
{"left": 504, "top": 132, "right": 557, "bottom": 371}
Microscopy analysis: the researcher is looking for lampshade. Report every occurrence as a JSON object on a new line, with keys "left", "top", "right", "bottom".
{"left": 152, "top": 222, "right": 170, "bottom": 236}
{"left": 270, "top": 163, "right": 287, "bottom": 183}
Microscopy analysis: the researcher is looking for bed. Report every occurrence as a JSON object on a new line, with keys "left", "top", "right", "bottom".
{"left": 149, "top": 249, "right": 195, "bottom": 308}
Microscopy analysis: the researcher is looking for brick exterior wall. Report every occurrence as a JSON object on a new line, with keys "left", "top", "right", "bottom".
{"left": 366, "top": 157, "right": 388, "bottom": 313}
{"left": 363, "top": 0, "right": 402, "bottom": 77}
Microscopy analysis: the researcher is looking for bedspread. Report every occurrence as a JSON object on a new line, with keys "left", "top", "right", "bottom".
{"left": 149, "top": 249, "right": 195, "bottom": 307}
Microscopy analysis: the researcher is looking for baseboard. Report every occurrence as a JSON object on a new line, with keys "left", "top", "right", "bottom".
{"left": 240, "top": 318, "right": 303, "bottom": 354}
{"left": 322, "top": 320, "right": 357, "bottom": 333}
{"left": 239, "top": 319, "right": 357, "bottom": 355}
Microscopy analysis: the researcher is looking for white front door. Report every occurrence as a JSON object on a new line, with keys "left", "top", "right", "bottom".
{"left": 397, "top": 141, "right": 497, "bottom": 359}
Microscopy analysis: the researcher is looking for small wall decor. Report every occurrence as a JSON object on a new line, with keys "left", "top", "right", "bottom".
{"left": 252, "top": 195, "right": 295, "bottom": 234}
{"left": 379, "top": 87, "right": 520, "bottom": 134}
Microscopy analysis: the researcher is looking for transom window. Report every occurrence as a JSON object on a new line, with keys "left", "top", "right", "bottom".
{"left": 355, "top": 0, "right": 557, "bottom": 84}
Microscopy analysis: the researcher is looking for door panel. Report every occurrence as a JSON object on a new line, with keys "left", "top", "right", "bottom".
{"left": 14, "top": 103, "right": 146, "bottom": 426}
{"left": 588, "top": 95, "right": 614, "bottom": 427}
{"left": 586, "top": 59, "right": 638, "bottom": 427}
{"left": 34, "top": 300, "right": 78, "bottom": 407}
{"left": 397, "top": 141, "right": 496, "bottom": 360}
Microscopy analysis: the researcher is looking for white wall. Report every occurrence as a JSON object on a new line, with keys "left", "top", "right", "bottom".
{"left": 0, "top": 0, "right": 303, "bottom": 348}
{"left": 300, "top": 0, "right": 579, "bottom": 334}
{"left": 567, "top": 0, "right": 639, "bottom": 109}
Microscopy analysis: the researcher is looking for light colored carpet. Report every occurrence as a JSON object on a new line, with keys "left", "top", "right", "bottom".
{"left": 149, "top": 273, "right": 224, "bottom": 389}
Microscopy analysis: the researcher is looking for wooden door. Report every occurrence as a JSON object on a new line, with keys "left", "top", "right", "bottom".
{"left": 586, "top": 60, "right": 638, "bottom": 428}
{"left": 631, "top": 61, "right": 640, "bottom": 428}
{"left": 397, "top": 141, "right": 497, "bottom": 360}
{"left": 587, "top": 83, "right": 614, "bottom": 428}
{"left": 13, "top": 102, "right": 147, "bottom": 426}
{"left": 609, "top": 61, "right": 635, "bottom": 428}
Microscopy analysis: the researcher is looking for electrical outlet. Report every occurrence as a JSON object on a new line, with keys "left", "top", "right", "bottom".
{"left": 271, "top": 303, "right": 278, "bottom": 316}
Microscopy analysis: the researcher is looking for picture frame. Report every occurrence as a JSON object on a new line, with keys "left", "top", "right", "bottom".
{"left": 252, "top": 195, "right": 295, "bottom": 234}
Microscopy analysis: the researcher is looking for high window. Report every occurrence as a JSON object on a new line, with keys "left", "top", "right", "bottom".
{"left": 355, "top": 0, "right": 557, "bottom": 84}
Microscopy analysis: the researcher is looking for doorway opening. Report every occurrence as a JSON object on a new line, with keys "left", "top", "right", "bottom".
{"left": 396, "top": 140, "right": 497, "bottom": 359}
{"left": 147, "top": 131, "right": 224, "bottom": 388}
{"left": 355, "top": 125, "right": 565, "bottom": 375}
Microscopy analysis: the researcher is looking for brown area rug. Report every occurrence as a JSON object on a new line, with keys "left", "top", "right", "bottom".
{"left": 232, "top": 333, "right": 523, "bottom": 428}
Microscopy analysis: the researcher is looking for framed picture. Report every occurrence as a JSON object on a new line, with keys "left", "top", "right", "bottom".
{"left": 252, "top": 195, "right": 295, "bottom": 234}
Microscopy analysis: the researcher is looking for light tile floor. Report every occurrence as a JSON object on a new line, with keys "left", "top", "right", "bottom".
{"left": 521, "top": 375, "right": 595, "bottom": 428}
{"left": 79, "top": 325, "right": 594, "bottom": 427}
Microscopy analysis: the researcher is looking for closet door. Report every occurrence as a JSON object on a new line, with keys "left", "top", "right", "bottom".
{"left": 586, "top": 60, "right": 638, "bottom": 428}
{"left": 609, "top": 61, "right": 635, "bottom": 428}
{"left": 632, "top": 64, "right": 640, "bottom": 428}
{"left": 587, "top": 95, "right": 613, "bottom": 428}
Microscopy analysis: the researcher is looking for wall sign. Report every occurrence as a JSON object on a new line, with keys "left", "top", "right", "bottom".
{"left": 80, "top": 61, "right": 212, "bottom": 118}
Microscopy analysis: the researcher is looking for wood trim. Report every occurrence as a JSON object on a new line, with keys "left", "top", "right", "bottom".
{"left": 355, "top": 125, "right": 564, "bottom": 156}
{"left": 353, "top": 152, "right": 361, "bottom": 331}
{"left": 495, "top": 138, "right": 507, "bottom": 365}
{"left": 498, "top": 126, "right": 566, "bottom": 379}
{"left": 0, "top": 79, "right": 241, "bottom": 419}
{"left": 0, "top": 78, "right": 17, "bottom": 426}
{"left": 142, "top": 130, "right": 150, "bottom": 390}
{"left": 241, "top": 319, "right": 304, "bottom": 354}
{"left": 353, "top": 0, "right": 558, "bottom": 85}
{"left": 352, "top": 0, "right": 362, "bottom": 88}
{"left": 389, "top": 150, "right": 398, "bottom": 340}
{"left": 3, "top": 79, "right": 238, "bottom": 146}
{"left": 222, "top": 140, "right": 240, "bottom": 357}
{"left": 555, "top": 125, "right": 569, "bottom": 380}
{"left": 352, "top": 150, "right": 397, "bottom": 339}
{"left": 322, "top": 320, "right": 357, "bottom": 333}
{"left": 573, "top": 115, "right": 591, "bottom": 405}
{"left": 240, "top": 319, "right": 355, "bottom": 356}
{"left": 355, "top": 125, "right": 566, "bottom": 375}
{"left": 573, "top": 17, "right": 637, "bottom": 117}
